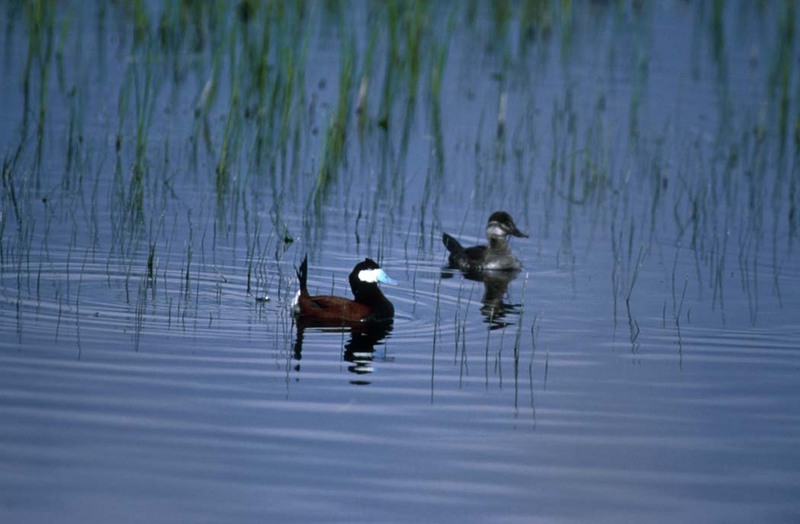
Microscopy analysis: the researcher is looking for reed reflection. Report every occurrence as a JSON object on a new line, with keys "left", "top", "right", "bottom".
{"left": 292, "top": 319, "right": 394, "bottom": 385}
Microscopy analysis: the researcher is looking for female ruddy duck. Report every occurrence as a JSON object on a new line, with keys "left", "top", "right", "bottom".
{"left": 292, "top": 255, "right": 397, "bottom": 324}
{"left": 442, "top": 211, "right": 528, "bottom": 273}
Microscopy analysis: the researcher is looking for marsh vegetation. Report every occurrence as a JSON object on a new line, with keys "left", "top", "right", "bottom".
{"left": 1, "top": 1, "right": 799, "bottom": 521}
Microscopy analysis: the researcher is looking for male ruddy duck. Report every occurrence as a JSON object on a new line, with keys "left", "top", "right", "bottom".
{"left": 442, "top": 211, "right": 528, "bottom": 273}
{"left": 292, "top": 255, "right": 397, "bottom": 324}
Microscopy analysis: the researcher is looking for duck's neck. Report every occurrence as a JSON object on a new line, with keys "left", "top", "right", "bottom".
{"left": 353, "top": 286, "right": 394, "bottom": 318}
{"left": 488, "top": 236, "right": 510, "bottom": 252}
{"left": 354, "top": 285, "right": 389, "bottom": 306}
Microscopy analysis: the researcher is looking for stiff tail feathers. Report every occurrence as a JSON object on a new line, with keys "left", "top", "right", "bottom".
{"left": 442, "top": 233, "right": 464, "bottom": 255}
{"left": 296, "top": 255, "right": 308, "bottom": 293}
{"left": 297, "top": 255, "right": 308, "bottom": 293}
{"left": 291, "top": 255, "right": 308, "bottom": 314}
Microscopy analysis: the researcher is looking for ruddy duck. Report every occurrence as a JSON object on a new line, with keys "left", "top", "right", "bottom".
{"left": 292, "top": 255, "right": 397, "bottom": 324}
{"left": 442, "top": 211, "right": 528, "bottom": 273}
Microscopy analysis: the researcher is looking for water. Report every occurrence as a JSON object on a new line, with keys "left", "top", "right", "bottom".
{"left": 2, "top": 1, "right": 800, "bottom": 522}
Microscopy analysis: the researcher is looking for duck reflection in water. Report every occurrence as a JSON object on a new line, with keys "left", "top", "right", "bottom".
{"left": 441, "top": 268, "right": 522, "bottom": 330}
{"left": 292, "top": 320, "right": 393, "bottom": 385}
{"left": 476, "top": 268, "right": 523, "bottom": 329}
{"left": 442, "top": 211, "right": 527, "bottom": 329}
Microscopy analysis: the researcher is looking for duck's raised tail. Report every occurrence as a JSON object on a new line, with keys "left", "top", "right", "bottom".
{"left": 291, "top": 256, "right": 309, "bottom": 314}
{"left": 296, "top": 255, "right": 308, "bottom": 294}
{"left": 442, "top": 233, "right": 464, "bottom": 255}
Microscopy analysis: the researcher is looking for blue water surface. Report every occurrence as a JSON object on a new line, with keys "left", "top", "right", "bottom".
{"left": 1, "top": 2, "right": 799, "bottom": 522}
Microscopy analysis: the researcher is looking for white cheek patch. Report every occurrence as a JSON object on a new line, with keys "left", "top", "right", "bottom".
{"left": 358, "top": 268, "right": 398, "bottom": 285}
{"left": 358, "top": 269, "right": 379, "bottom": 283}
{"left": 486, "top": 223, "right": 507, "bottom": 236}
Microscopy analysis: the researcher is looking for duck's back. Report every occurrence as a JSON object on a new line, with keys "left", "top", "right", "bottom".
{"left": 450, "top": 245, "right": 487, "bottom": 272}
{"left": 298, "top": 295, "right": 370, "bottom": 322}
{"left": 443, "top": 234, "right": 520, "bottom": 272}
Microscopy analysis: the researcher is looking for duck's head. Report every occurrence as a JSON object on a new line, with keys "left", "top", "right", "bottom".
{"left": 485, "top": 211, "right": 528, "bottom": 240}
{"left": 349, "top": 258, "right": 397, "bottom": 297}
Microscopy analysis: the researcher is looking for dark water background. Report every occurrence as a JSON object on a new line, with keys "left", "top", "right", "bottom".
{"left": 1, "top": 1, "right": 799, "bottom": 522}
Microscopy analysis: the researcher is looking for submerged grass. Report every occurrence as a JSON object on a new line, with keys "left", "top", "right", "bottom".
{"left": 313, "top": 31, "right": 355, "bottom": 208}
{"left": 0, "top": 0, "right": 798, "bottom": 361}
{"left": 21, "top": 0, "right": 56, "bottom": 177}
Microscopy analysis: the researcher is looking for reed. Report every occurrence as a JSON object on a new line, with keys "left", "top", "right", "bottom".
{"left": 431, "top": 277, "right": 442, "bottom": 403}
{"left": 1, "top": 1, "right": 798, "bottom": 387}
{"left": 709, "top": 0, "right": 727, "bottom": 84}
{"left": 769, "top": 0, "right": 795, "bottom": 158}
{"left": 74, "top": 247, "right": 90, "bottom": 359}
{"left": 519, "top": 0, "right": 553, "bottom": 46}
{"left": 356, "top": 15, "right": 379, "bottom": 134}
{"left": 146, "top": 242, "right": 156, "bottom": 290}
{"left": 215, "top": 28, "right": 241, "bottom": 198}
{"left": 21, "top": 0, "right": 56, "bottom": 176}
{"left": 427, "top": 7, "right": 454, "bottom": 175}
{"left": 512, "top": 273, "right": 529, "bottom": 367}
{"left": 1, "top": 155, "right": 22, "bottom": 228}
{"left": 314, "top": 32, "right": 356, "bottom": 208}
